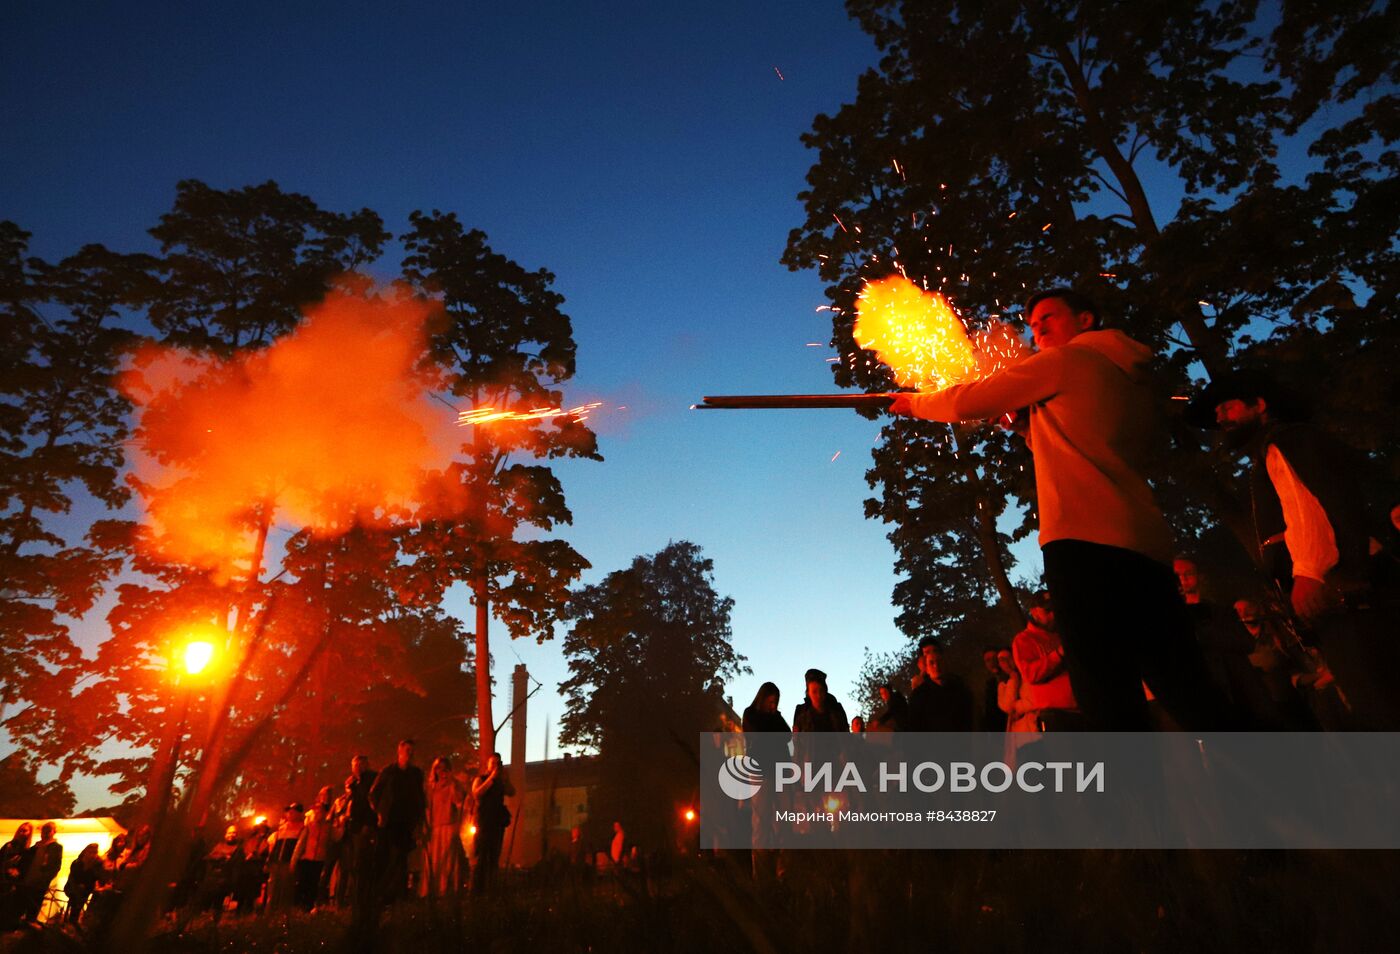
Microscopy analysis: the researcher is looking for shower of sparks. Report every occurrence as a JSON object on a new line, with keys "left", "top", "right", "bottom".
{"left": 853, "top": 275, "right": 1029, "bottom": 392}
{"left": 457, "top": 402, "right": 603, "bottom": 426}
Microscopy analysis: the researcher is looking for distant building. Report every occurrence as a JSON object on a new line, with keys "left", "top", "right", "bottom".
{"left": 502, "top": 752, "right": 599, "bottom": 868}
{"left": 495, "top": 671, "right": 741, "bottom": 867}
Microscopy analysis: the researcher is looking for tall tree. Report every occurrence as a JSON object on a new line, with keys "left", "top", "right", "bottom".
{"left": 560, "top": 541, "right": 748, "bottom": 850}
{"left": 783, "top": 0, "right": 1394, "bottom": 650}
{"left": 144, "top": 179, "right": 388, "bottom": 355}
{"left": 401, "top": 210, "right": 601, "bottom": 764}
{"left": 0, "top": 224, "right": 142, "bottom": 754}
{"left": 33, "top": 181, "right": 401, "bottom": 813}
{"left": 1255, "top": 1, "right": 1399, "bottom": 477}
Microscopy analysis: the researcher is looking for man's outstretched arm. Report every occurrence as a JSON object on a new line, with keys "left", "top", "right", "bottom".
{"left": 888, "top": 348, "right": 1063, "bottom": 422}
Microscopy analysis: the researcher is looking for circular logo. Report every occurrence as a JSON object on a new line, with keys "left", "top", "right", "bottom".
{"left": 718, "top": 755, "right": 764, "bottom": 800}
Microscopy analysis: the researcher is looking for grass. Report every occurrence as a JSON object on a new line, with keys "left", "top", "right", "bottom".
{"left": 4, "top": 850, "right": 1398, "bottom": 953}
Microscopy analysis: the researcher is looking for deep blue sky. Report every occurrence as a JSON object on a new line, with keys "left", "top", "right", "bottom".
{"left": 4, "top": 0, "right": 971, "bottom": 803}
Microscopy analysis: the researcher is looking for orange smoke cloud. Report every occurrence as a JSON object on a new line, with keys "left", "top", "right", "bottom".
{"left": 854, "top": 275, "right": 1029, "bottom": 392}
{"left": 121, "top": 284, "right": 463, "bottom": 581}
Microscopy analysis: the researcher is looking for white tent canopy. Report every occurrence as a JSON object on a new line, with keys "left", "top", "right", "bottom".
{"left": 0, "top": 816, "right": 126, "bottom": 922}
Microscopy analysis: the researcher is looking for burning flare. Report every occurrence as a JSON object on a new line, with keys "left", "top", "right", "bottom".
{"left": 853, "top": 275, "right": 1027, "bottom": 392}
{"left": 457, "top": 402, "right": 603, "bottom": 426}
{"left": 120, "top": 284, "right": 465, "bottom": 581}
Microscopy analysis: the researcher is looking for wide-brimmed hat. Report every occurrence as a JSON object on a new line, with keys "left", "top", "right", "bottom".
{"left": 1184, "top": 368, "right": 1308, "bottom": 429}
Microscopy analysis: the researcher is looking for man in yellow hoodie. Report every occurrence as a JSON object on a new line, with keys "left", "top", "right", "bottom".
{"left": 889, "top": 288, "right": 1226, "bottom": 730}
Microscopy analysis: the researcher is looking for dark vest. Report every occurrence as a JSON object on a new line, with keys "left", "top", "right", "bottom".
{"left": 1249, "top": 422, "right": 1372, "bottom": 588}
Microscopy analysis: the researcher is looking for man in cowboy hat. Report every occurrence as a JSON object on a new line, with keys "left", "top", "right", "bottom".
{"left": 1188, "top": 368, "right": 1400, "bottom": 729}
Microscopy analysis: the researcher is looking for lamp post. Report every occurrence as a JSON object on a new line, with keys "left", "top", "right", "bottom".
{"left": 183, "top": 640, "right": 215, "bottom": 677}
{"left": 145, "top": 634, "right": 220, "bottom": 826}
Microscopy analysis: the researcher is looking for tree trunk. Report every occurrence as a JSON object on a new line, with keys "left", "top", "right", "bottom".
{"left": 474, "top": 570, "right": 494, "bottom": 767}
{"left": 1052, "top": 43, "right": 1230, "bottom": 378}
{"left": 471, "top": 397, "right": 495, "bottom": 769}
{"left": 952, "top": 425, "right": 1025, "bottom": 630}
{"left": 1052, "top": 42, "right": 1263, "bottom": 566}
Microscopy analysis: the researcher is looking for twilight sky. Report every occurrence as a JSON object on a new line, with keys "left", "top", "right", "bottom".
{"left": 2, "top": 0, "right": 1059, "bottom": 802}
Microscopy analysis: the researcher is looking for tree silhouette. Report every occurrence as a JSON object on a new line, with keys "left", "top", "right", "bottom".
{"left": 401, "top": 210, "right": 601, "bottom": 765}
{"left": 783, "top": 0, "right": 1398, "bottom": 652}
{"left": 560, "top": 541, "right": 747, "bottom": 850}
{"left": 1, "top": 225, "right": 142, "bottom": 763}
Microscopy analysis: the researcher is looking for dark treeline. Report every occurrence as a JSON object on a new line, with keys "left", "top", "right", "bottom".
{"left": 784, "top": 0, "right": 1398, "bottom": 671}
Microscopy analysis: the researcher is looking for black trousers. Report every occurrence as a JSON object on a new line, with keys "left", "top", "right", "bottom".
{"left": 293, "top": 859, "right": 323, "bottom": 909}
{"left": 471, "top": 826, "right": 505, "bottom": 894}
{"left": 1042, "top": 539, "right": 1232, "bottom": 731}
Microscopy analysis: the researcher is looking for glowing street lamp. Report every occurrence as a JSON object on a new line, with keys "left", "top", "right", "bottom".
{"left": 183, "top": 640, "right": 215, "bottom": 676}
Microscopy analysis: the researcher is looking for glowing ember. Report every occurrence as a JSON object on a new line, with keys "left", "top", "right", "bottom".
{"left": 457, "top": 402, "right": 603, "bottom": 426}
{"left": 853, "top": 275, "right": 1028, "bottom": 392}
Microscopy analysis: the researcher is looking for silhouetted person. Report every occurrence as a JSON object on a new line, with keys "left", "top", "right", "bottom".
{"left": 63, "top": 843, "right": 103, "bottom": 923}
{"left": 470, "top": 752, "right": 514, "bottom": 894}
{"left": 341, "top": 754, "right": 377, "bottom": 907}
{"left": 16, "top": 822, "right": 61, "bottom": 922}
{"left": 1195, "top": 370, "right": 1400, "bottom": 729}
{"left": 370, "top": 739, "right": 426, "bottom": 902}
{"left": 792, "top": 668, "right": 849, "bottom": 733}
{"left": 0, "top": 822, "right": 33, "bottom": 892}
{"left": 867, "top": 682, "right": 908, "bottom": 732}
{"left": 742, "top": 682, "right": 791, "bottom": 884}
{"left": 908, "top": 638, "right": 973, "bottom": 731}
{"left": 980, "top": 648, "right": 1007, "bottom": 732}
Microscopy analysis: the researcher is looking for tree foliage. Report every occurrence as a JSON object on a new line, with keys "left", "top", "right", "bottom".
{"left": 0, "top": 753, "right": 75, "bottom": 819}
{"left": 5, "top": 181, "right": 592, "bottom": 818}
{"left": 402, "top": 210, "right": 601, "bottom": 760}
{"left": 559, "top": 541, "right": 747, "bottom": 850}
{"left": 783, "top": 0, "right": 1398, "bottom": 654}
{"left": 1, "top": 224, "right": 140, "bottom": 744}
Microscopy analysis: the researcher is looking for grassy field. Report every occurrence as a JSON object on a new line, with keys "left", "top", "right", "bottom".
{"left": 4, "top": 849, "right": 1398, "bottom": 953}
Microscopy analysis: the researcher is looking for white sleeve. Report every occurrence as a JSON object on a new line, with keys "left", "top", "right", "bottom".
{"left": 1265, "top": 445, "right": 1340, "bottom": 582}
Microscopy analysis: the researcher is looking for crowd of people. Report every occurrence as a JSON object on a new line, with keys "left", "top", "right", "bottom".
{"left": 738, "top": 547, "right": 1373, "bottom": 750}
{"left": 0, "top": 741, "right": 517, "bottom": 932}
{"left": 0, "top": 822, "right": 153, "bottom": 931}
